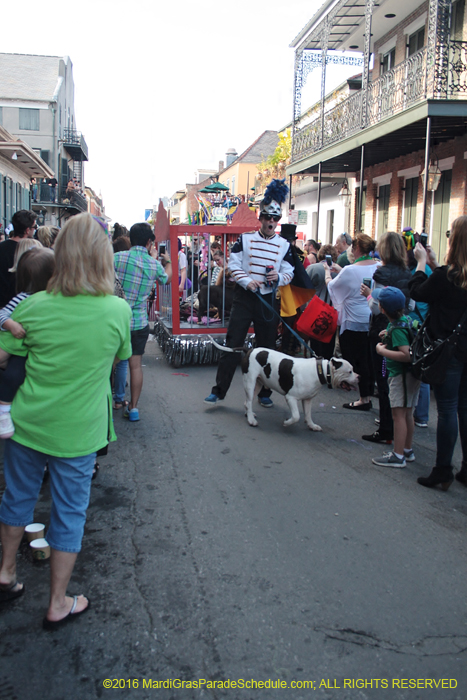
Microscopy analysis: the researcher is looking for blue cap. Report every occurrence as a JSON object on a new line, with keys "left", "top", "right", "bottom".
{"left": 371, "top": 286, "right": 406, "bottom": 313}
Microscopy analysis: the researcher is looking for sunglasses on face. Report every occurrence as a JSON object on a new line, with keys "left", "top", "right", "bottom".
{"left": 262, "top": 214, "right": 281, "bottom": 222}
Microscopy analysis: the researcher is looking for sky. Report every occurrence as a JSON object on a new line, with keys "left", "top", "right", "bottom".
{"left": 2, "top": 0, "right": 358, "bottom": 227}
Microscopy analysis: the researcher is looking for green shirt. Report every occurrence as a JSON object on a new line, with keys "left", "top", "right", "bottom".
{"left": 386, "top": 315, "right": 412, "bottom": 377}
{"left": 0, "top": 291, "right": 132, "bottom": 457}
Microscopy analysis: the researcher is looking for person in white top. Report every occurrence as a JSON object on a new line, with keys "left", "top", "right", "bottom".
{"left": 205, "top": 179, "right": 294, "bottom": 406}
{"left": 325, "top": 233, "right": 380, "bottom": 410}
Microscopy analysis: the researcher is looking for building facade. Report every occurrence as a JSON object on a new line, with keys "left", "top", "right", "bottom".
{"left": 0, "top": 126, "right": 54, "bottom": 232}
{"left": 0, "top": 53, "right": 89, "bottom": 226}
{"left": 287, "top": 0, "right": 467, "bottom": 259}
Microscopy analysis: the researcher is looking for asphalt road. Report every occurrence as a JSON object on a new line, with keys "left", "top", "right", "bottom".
{"left": 0, "top": 337, "right": 466, "bottom": 700}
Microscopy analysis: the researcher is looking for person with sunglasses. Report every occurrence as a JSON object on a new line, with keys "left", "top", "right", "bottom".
{"left": 205, "top": 179, "right": 294, "bottom": 407}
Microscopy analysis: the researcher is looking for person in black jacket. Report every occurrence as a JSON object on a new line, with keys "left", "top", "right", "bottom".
{"left": 360, "top": 231, "right": 412, "bottom": 443}
{"left": 409, "top": 216, "right": 467, "bottom": 490}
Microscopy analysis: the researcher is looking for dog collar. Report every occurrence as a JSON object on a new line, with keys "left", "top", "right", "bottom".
{"left": 316, "top": 358, "right": 332, "bottom": 389}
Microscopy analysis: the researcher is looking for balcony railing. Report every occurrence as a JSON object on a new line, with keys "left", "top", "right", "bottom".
{"left": 292, "top": 42, "right": 467, "bottom": 163}
{"left": 63, "top": 128, "right": 89, "bottom": 161}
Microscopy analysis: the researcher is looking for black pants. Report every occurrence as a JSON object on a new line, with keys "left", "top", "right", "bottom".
{"left": 212, "top": 286, "right": 278, "bottom": 399}
{"left": 339, "top": 329, "right": 373, "bottom": 398}
{"left": 0, "top": 355, "right": 26, "bottom": 403}
{"left": 370, "top": 334, "right": 393, "bottom": 437}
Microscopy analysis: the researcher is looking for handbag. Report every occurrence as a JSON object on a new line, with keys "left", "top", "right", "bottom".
{"left": 296, "top": 294, "right": 338, "bottom": 343}
{"left": 410, "top": 307, "right": 467, "bottom": 384}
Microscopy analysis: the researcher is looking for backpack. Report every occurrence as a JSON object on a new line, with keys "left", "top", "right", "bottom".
{"left": 386, "top": 318, "right": 419, "bottom": 375}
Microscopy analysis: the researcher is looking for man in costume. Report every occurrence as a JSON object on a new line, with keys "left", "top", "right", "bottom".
{"left": 204, "top": 179, "right": 294, "bottom": 407}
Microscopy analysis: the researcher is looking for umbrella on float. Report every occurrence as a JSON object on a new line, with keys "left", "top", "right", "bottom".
{"left": 203, "top": 182, "right": 229, "bottom": 192}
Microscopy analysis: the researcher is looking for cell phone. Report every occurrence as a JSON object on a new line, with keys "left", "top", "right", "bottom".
{"left": 363, "top": 278, "right": 372, "bottom": 288}
{"left": 325, "top": 255, "right": 333, "bottom": 267}
{"left": 420, "top": 233, "right": 428, "bottom": 249}
{"left": 159, "top": 244, "right": 166, "bottom": 255}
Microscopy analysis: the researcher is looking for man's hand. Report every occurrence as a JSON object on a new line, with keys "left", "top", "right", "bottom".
{"left": 247, "top": 280, "right": 261, "bottom": 292}
{"left": 266, "top": 269, "right": 279, "bottom": 284}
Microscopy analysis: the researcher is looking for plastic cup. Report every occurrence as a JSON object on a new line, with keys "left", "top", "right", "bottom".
{"left": 30, "top": 538, "right": 50, "bottom": 560}
{"left": 25, "top": 523, "right": 45, "bottom": 542}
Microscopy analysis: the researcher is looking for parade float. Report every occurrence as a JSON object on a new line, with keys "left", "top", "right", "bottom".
{"left": 151, "top": 199, "right": 260, "bottom": 367}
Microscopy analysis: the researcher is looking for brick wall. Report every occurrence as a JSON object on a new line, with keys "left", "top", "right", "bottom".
{"left": 353, "top": 132, "right": 467, "bottom": 237}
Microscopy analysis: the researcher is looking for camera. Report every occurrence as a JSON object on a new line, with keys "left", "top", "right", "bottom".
{"left": 420, "top": 233, "right": 428, "bottom": 249}
{"left": 363, "top": 278, "right": 372, "bottom": 288}
{"left": 325, "top": 254, "right": 333, "bottom": 267}
{"left": 159, "top": 244, "right": 166, "bottom": 256}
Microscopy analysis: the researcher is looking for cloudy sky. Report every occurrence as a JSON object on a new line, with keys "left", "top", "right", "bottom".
{"left": 3, "top": 0, "right": 357, "bottom": 226}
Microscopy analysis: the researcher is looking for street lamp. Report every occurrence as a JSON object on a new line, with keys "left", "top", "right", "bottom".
{"left": 420, "top": 157, "right": 442, "bottom": 192}
{"left": 338, "top": 178, "right": 351, "bottom": 207}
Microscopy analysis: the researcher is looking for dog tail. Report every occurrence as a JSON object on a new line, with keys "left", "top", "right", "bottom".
{"left": 208, "top": 335, "right": 244, "bottom": 353}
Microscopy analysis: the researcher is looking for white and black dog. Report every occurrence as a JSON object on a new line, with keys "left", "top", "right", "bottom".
{"left": 209, "top": 338, "right": 359, "bottom": 431}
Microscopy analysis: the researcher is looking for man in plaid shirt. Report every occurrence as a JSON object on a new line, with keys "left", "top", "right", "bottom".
{"left": 115, "top": 222, "right": 172, "bottom": 421}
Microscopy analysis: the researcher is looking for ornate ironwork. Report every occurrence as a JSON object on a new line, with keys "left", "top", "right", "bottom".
{"left": 291, "top": 0, "right": 467, "bottom": 165}
{"left": 367, "top": 49, "right": 427, "bottom": 125}
{"left": 448, "top": 41, "right": 467, "bottom": 94}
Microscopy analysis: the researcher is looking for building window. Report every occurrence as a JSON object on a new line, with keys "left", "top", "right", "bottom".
{"left": 19, "top": 108, "right": 40, "bottom": 131}
{"left": 377, "top": 184, "right": 390, "bottom": 237}
{"left": 40, "top": 150, "right": 50, "bottom": 165}
{"left": 326, "top": 210, "right": 334, "bottom": 245}
{"left": 231, "top": 176, "right": 235, "bottom": 195}
{"left": 408, "top": 27, "right": 425, "bottom": 56}
{"left": 451, "top": 0, "right": 465, "bottom": 40}
{"left": 404, "top": 177, "right": 418, "bottom": 230}
{"left": 226, "top": 179, "right": 230, "bottom": 191}
{"left": 355, "top": 187, "right": 366, "bottom": 233}
{"left": 381, "top": 47, "right": 396, "bottom": 74}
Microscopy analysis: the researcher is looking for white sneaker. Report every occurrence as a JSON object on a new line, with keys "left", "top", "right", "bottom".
{"left": 0, "top": 412, "right": 15, "bottom": 439}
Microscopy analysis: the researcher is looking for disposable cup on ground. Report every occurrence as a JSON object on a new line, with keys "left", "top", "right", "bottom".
{"left": 25, "top": 523, "right": 45, "bottom": 542}
{"left": 30, "top": 538, "right": 50, "bottom": 560}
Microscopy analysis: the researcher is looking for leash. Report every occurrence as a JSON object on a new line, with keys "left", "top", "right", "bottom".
{"left": 254, "top": 288, "right": 319, "bottom": 360}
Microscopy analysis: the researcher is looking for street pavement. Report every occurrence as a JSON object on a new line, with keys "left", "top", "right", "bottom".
{"left": 0, "top": 336, "right": 466, "bottom": 700}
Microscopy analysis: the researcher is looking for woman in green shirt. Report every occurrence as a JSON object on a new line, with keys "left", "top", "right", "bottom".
{"left": 0, "top": 213, "right": 131, "bottom": 629}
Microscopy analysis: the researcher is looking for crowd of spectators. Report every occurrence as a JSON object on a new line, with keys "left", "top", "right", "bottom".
{"left": 0, "top": 207, "right": 465, "bottom": 629}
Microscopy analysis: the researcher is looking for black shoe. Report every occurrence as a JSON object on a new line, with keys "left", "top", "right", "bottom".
{"left": 417, "top": 466, "right": 453, "bottom": 491}
{"left": 455, "top": 462, "right": 467, "bottom": 485}
{"left": 362, "top": 431, "right": 393, "bottom": 444}
{"left": 343, "top": 401, "right": 372, "bottom": 411}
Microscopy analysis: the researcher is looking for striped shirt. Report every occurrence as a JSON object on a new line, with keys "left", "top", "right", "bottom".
{"left": 228, "top": 231, "right": 294, "bottom": 294}
{"left": 0, "top": 292, "right": 29, "bottom": 330}
{"left": 114, "top": 247, "right": 168, "bottom": 330}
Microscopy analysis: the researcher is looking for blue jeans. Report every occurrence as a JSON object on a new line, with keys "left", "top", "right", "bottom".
{"left": 0, "top": 440, "right": 95, "bottom": 552}
{"left": 113, "top": 359, "right": 128, "bottom": 402}
{"left": 414, "top": 382, "right": 430, "bottom": 423}
{"left": 433, "top": 356, "right": 467, "bottom": 467}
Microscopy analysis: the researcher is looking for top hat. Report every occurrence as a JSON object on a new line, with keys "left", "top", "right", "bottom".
{"left": 280, "top": 224, "right": 297, "bottom": 241}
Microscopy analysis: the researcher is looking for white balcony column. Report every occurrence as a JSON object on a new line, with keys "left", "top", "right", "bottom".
{"left": 360, "top": 0, "right": 375, "bottom": 129}
{"left": 319, "top": 22, "right": 330, "bottom": 148}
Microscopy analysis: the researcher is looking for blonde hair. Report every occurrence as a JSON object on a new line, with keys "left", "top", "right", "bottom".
{"left": 36, "top": 226, "right": 53, "bottom": 248}
{"left": 47, "top": 213, "right": 114, "bottom": 296}
{"left": 9, "top": 238, "right": 43, "bottom": 273}
{"left": 446, "top": 216, "right": 467, "bottom": 289}
{"left": 376, "top": 231, "right": 407, "bottom": 268}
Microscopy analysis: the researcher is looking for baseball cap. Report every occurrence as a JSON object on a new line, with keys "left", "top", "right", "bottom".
{"left": 371, "top": 286, "right": 406, "bottom": 313}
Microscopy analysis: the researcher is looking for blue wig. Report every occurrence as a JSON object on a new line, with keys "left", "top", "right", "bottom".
{"left": 262, "top": 178, "right": 289, "bottom": 206}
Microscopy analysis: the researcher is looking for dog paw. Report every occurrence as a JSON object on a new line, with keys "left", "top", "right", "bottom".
{"left": 247, "top": 414, "right": 258, "bottom": 427}
{"left": 308, "top": 423, "right": 322, "bottom": 432}
{"left": 283, "top": 418, "right": 298, "bottom": 427}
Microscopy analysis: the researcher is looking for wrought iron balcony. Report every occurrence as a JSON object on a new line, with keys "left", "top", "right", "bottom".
{"left": 63, "top": 128, "right": 88, "bottom": 162}
{"left": 292, "top": 42, "right": 467, "bottom": 164}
